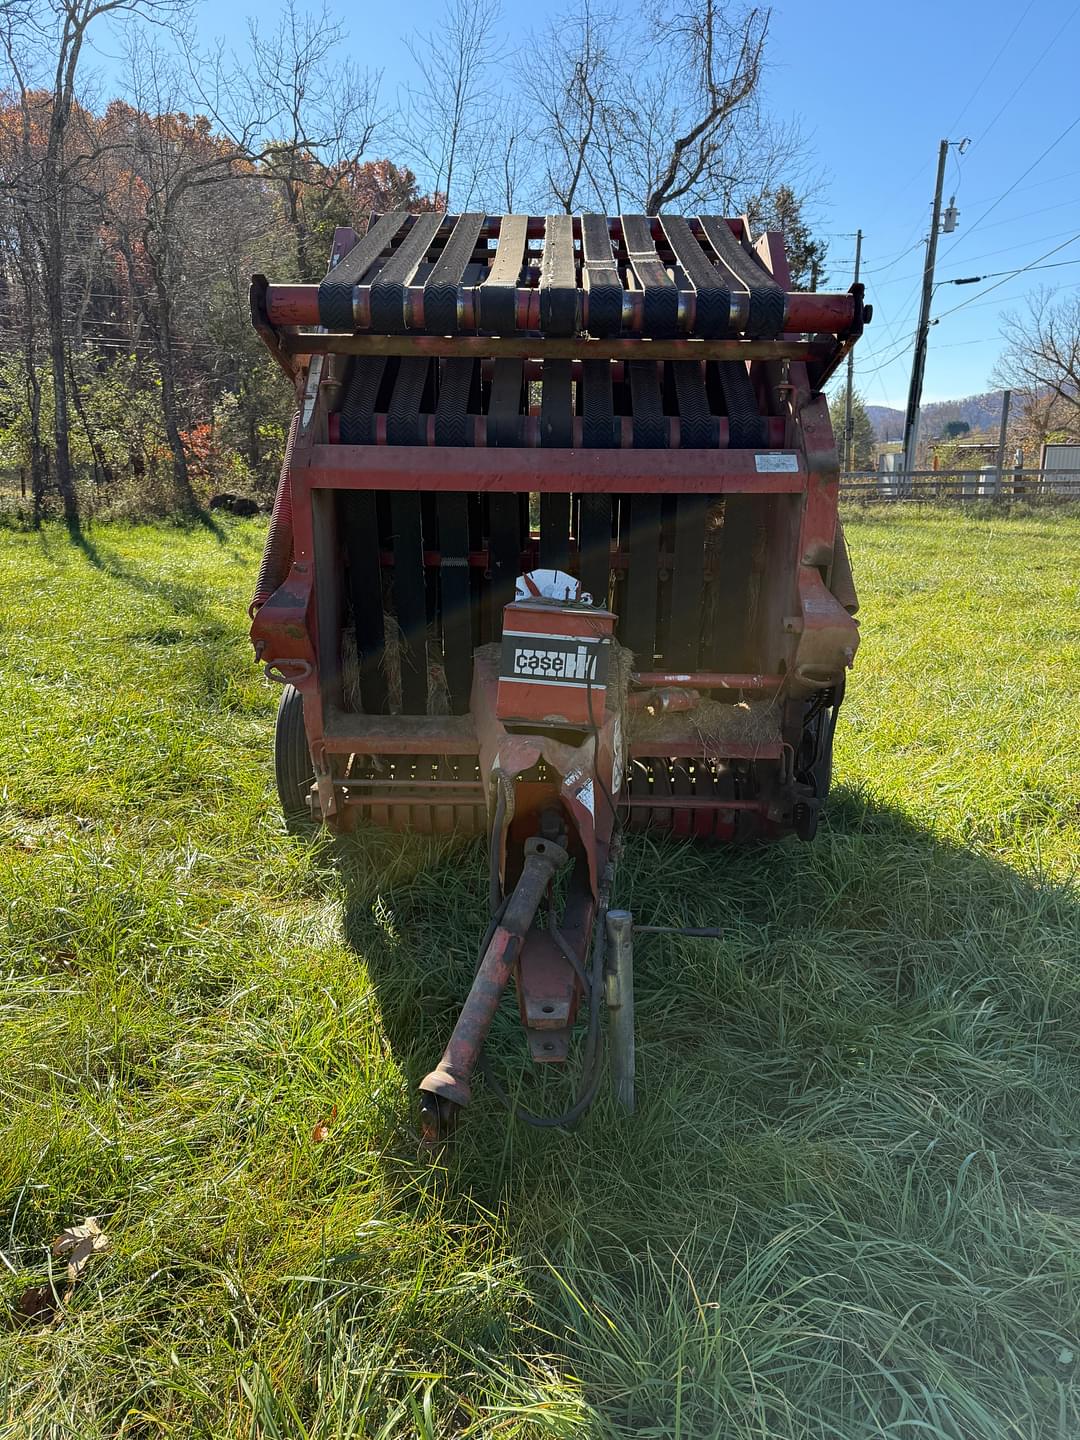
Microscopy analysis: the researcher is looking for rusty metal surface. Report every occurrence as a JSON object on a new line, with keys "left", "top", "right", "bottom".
{"left": 632, "top": 671, "right": 783, "bottom": 691}
{"left": 280, "top": 331, "right": 836, "bottom": 364}
{"left": 265, "top": 282, "right": 859, "bottom": 338}
{"left": 419, "top": 836, "right": 570, "bottom": 1115}
{"left": 252, "top": 205, "right": 864, "bottom": 898}
{"left": 517, "top": 932, "right": 576, "bottom": 1039}
{"left": 302, "top": 444, "right": 804, "bottom": 494}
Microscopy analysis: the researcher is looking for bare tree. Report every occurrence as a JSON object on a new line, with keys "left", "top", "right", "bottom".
{"left": 397, "top": 0, "right": 503, "bottom": 209}
{"left": 0, "top": 82, "right": 50, "bottom": 516}
{"left": 103, "top": 3, "right": 378, "bottom": 503}
{"left": 248, "top": 0, "right": 382, "bottom": 280}
{"left": 994, "top": 288, "right": 1080, "bottom": 450}
{"left": 527, "top": 0, "right": 616, "bottom": 212}
{"left": 100, "top": 42, "right": 266, "bottom": 504}
{"left": 526, "top": 0, "right": 807, "bottom": 220}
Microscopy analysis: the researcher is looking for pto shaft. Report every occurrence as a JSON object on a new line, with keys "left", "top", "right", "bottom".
{"left": 419, "top": 836, "right": 570, "bottom": 1129}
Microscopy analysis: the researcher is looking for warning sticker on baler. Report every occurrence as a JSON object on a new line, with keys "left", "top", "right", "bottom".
{"left": 755, "top": 453, "right": 799, "bottom": 472}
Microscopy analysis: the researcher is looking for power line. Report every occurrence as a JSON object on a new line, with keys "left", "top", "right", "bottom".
{"left": 869, "top": 219, "right": 1080, "bottom": 289}
{"left": 860, "top": 269, "right": 926, "bottom": 358}
{"left": 971, "top": 2, "right": 1080, "bottom": 146}
{"left": 855, "top": 328, "right": 921, "bottom": 378}
{"left": 938, "top": 112, "right": 1080, "bottom": 261}
{"left": 934, "top": 230, "right": 1080, "bottom": 320}
{"left": 942, "top": 254, "right": 1080, "bottom": 285}
{"left": 944, "top": 0, "right": 1038, "bottom": 136}
{"left": 857, "top": 239, "right": 923, "bottom": 277}
{"left": 963, "top": 163, "right": 1080, "bottom": 207}
{"left": 859, "top": 241, "right": 1080, "bottom": 390}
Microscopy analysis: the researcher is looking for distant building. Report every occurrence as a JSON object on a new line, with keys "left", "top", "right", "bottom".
{"left": 1041, "top": 442, "right": 1080, "bottom": 494}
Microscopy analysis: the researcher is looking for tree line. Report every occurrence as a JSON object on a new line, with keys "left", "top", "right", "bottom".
{"left": 1, "top": 0, "right": 827, "bottom": 527}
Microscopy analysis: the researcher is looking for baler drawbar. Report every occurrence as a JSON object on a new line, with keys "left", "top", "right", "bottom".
{"left": 248, "top": 210, "right": 867, "bottom": 1138}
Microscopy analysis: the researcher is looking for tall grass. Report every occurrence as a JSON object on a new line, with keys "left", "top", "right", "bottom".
{"left": 0, "top": 508, "right": 1077, "bottom": 1437}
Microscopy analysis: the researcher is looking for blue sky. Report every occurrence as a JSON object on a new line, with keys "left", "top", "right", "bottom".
{"left": 89, "top": 0, "right": 1080, "bottom": 409}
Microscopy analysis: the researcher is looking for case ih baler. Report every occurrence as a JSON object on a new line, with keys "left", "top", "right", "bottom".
{"left": 248, "top": 211, "right": 868, "bottom": 1138}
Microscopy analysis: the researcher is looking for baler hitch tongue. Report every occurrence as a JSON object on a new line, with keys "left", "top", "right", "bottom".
{"left": 418, "top": 835, "right": 570, "bottom": 1143}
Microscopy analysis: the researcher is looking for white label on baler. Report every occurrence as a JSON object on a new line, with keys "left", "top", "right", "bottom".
{"left": 575, "top": 780, "right": 595, "bottom": 817}
{"left": 755, "top": 453, "right": 799, "bottom": 472}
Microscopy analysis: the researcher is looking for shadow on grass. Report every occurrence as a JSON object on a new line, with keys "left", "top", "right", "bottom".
{"left": 36, "top": 517, "right": 235, "bottom": 627}
{"left": 339, "top": 785, "right": 1078, "bottom": 1141}
{"left": 334, "top": 787, "right": 1080, "bottom": 1433}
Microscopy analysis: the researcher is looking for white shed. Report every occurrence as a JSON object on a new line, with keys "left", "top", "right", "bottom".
{"left": 1040, "top": 443, "right": 1080, "bottom": 495}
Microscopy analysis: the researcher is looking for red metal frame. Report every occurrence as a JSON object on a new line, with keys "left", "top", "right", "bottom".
{"left": 248, "top": 214, "right": 864, "bottom": 1130}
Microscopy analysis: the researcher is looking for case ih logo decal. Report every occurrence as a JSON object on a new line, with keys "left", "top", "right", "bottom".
{"left": 500, "top": 633, "right": 610, "bottom": 689}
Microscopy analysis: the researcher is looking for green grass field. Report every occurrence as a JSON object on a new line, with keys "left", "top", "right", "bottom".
{"left": 1, "top": 509, "right": 1078, "bottom": 1438}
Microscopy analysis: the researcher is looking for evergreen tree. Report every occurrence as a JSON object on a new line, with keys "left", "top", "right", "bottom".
{"left": 829, "top": 390, "right": 875, "bottom": 470}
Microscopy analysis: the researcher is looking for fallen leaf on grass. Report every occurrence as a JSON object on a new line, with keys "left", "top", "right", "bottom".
{"left": 14, "top": 1284, "right": 60, "bottom": 1326}
{"left": 312, "top": 1105, "right": 338, "bottom": 1143}
{"left": 52, "top": 1217, "right": 109, "bottom": 1283}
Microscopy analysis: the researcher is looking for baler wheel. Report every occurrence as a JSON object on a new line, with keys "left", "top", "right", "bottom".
{"left": 274, "top": 684, "right": 316, "bottom": 835}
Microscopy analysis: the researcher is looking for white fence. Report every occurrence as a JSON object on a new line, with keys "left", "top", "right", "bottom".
{"left": 839, "top": 468, "right": 1080, "bottom": 502}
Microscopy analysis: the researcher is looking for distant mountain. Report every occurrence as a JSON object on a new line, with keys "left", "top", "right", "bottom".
{"left": 866, "top": 391, "right": 1006, "bottom": 443}
{"left": 866, "top": 405, "right": 905, "bottom": 442}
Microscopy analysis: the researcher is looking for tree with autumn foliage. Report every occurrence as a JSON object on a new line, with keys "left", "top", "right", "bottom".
{"left": 2, "top": 0, "right": 826, "bottom": 527}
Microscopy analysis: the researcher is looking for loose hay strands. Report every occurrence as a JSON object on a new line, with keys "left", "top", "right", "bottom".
{"left": 342, "top": 615, "right": 449, "bottom": 716}
{"left": 629, "top": 695, "right": 781, "bottom": 747}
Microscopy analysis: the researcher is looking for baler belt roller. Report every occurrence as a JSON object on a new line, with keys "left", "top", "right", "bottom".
{"left": 270, "top": 212, "right": 866, "bottom": 345}
{"left": 698, "top": 215, "right": 786, "bottom": 338}
{"left": 424, "top": 212, "right": 485, "bottom": 334}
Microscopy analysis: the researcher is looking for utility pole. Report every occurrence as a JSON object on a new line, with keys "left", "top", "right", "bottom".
{"left": 902, "top": 140, "right": 949, "bottom": 480}
{"left": 844, "top": 228, "right": 863, "bottom": 472}
{"left": 995, "top": 388, "right": 1011, "bottom": 492}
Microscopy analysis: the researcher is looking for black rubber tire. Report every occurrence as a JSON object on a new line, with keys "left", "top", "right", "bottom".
{"left": 274, "top": 684, "right": 316, "bottom": 835}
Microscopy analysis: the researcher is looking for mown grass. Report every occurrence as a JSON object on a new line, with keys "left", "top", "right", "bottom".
{"left": 0, "top": 507, "right": 1077, "bottom": 1438}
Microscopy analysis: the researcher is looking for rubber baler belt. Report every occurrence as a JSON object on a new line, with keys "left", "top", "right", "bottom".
{"left": 621, "top": 214, "right": 678, "bottom": 337}
{"left": 434, "top": 358, "right": 474, "bottom": 447}
{"left": 581, "top": 360, "right": 616, "bottom": 448}
{"left": 390, "top": 489, "right": 428, "bottom": 714}
{"left": 480, "top": 214, "right": 528, "bottom": 334}
{"left": 370, "top": 212, "right": 446, "bottom": 333}
{"left": 579, "top": 360, "right": 615, "bottom": 604}
{"left": 318, "top": 211, "right": 409, "bottom": 330}
{"left": 340, "top": 489, "right": 387, "bottom": 714}
{"left": 716, "top": 360, "right": 767, "bottom": 448}
{"left": 628, "top": 361, "right": 667, "bottom": 448}
{"left": 581, "top": 213, "right": 622, "bottom": 337}
{"left": 387, "top": 357, "right": 429, "bottom": 444}
{"left": 488, "top": 359, "right": 524, "bottom": 447}
{"left": 339, "top": 357, "right": 387, "bottom": 444}
{"left": 660, "top": 215, "right": 729, "bottom": 337}
{"left": 540, "top": 214, "right": 578, "bottom": 335}
{"left": 539, "top": 359, "right": 572, "bottom": 570}
{"left": 424, "top": 213, "right": 485, "bottom": 334}
{"left": 672, "top": 362, "right": 717, "bottom": 447}
{"left": 699, "top": 215, "right": 785, "bottom": 340}
{"left": 438, "top": 493, "right": 472, "bottom": 712}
